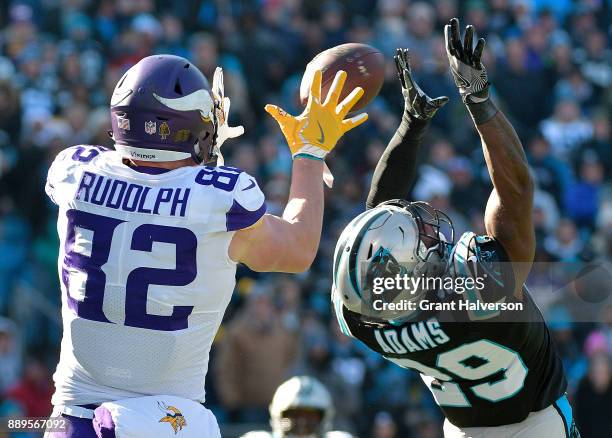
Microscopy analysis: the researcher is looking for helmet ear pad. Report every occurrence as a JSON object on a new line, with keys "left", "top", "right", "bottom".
{"left": 194, "top": 117, "right": 218, "bottom": 164}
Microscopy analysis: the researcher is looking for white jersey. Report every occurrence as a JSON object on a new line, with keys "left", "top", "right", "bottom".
{"left": 45, "top": 145, "right": 266, "bottom": 406}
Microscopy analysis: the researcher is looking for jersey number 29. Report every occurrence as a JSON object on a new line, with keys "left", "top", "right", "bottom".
{"left": 389, "top": 340, "right": 528, "bottom": 407}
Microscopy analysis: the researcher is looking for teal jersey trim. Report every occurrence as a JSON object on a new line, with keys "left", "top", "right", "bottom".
{"left": 554, "top": 394, "right": 573, "bottom": 437}
{"left": 293, "top": 153, "right": 324, "bottom": 161}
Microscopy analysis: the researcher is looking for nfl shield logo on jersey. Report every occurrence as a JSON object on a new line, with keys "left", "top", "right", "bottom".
{"left": 145, "top": 121, "right": 157, "bottom": 135}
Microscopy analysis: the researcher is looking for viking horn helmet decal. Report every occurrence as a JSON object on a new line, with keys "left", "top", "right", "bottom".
{"left": 153, "top": 90, "right": 215, "bottom": 120}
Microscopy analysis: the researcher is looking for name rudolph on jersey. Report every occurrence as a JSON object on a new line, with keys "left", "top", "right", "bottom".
{"left": 75, "top": 171, "right": 190, "bottom": 217}
{"left": 374, "top": 317, "right": 450, "bottom": 354}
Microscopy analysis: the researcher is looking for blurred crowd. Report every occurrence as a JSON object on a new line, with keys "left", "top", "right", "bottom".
{"left": 0, "top": 0, "right": 610, "bottom": 437}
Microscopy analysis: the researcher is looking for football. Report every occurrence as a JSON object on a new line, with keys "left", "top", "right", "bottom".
{"left": 300, "top": 43, "right": 385, "bottom": 112}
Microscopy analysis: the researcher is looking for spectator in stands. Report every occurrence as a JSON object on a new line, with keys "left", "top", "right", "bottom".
{"left": 0, "top": 317, "right": 21, "bottom": 394}
{"left": 527, "top": 134, "right": 572, "bottom": 207}
{"left": 371, "top": 411, "right": 398, "bottom": 438}
{"left": 533, "top": 189, "right": 561, "bottom": 248}
{"left": 494, "top": 36, "right": 550, "bottom": 135}
{"left": 540, "top": 99, "right": 593, "bottom": 159}
{"left": 578, "top": 30, "right": 611, "bottom": 92}
{"left": 579, "top": 111, "right": 611, "bottom": 180}
{"left": 547, "top": 307, "right": 588, "bottom": 392}
{"left": 0, "top": 213, "right": 30, "bottom": 313}
{"left": 6, "top": 356, "right": 53, "bottom": 417}
{"left": 544, "top": 218, "right": 584, "bottom": 262}
{"left": 447, "top": 156, "right": 487, "bottom": 218}
{"left": 564, "top": 153, "right": 604, "bottom": 230}
{"left": 554, "top": 67, "right": 593, "bottom": 106}
{"left": 574, "top": 351, "right": 612, "bottom": 438}
{"left": 214, "top": 288, "right": 298, "bottom": 423}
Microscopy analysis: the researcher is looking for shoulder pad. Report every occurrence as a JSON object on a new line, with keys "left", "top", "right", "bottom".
{"left": 451, "top": 232, "right": 515, "bottom": 320}
{"left": 45, "top": 145, "right": 108, "bottom": 205}
{"left": 226, "top": 169, "right": 266, "bottom": 231}
{"left": 227, "top": 172, "right": 266, "bottom": 231}
{"left": 451, "top": 232, "right": 507, "bottom": 281}
{"left": 188, "top": 165, "right": 266, "bottom": 231}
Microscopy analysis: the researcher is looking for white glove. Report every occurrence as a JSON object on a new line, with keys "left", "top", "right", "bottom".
{"left": 444, "top": 18, "right": 490, "bottom": 104}
{"left": 212, "top": 67, "right": 245, "bottom": 165}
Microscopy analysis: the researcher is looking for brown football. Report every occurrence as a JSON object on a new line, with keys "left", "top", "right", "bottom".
{"left": 300, "top": 43, "right": 385, "bottom": 112}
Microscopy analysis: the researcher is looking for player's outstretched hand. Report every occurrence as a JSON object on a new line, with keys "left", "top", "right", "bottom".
{"left": 265, "top": 70, "right": 368, "bottom": 161}
{"left": 395, "top": 48, "right": 448, "bottom": 120}
{"left": 444, "top": 18, "right": 490, "bottom": 104}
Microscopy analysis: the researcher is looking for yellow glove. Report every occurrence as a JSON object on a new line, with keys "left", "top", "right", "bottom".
{"left": 265, "top": 69, "right": 368, "bottom": 161}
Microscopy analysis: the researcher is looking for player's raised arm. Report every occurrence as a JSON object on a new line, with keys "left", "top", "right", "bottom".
{"left": 229, "top": 70, "right": 368, "bottom": 273}
{"left": 366, "top": 49, "right": 448, "bottom": 209}
{"left": 445, "top": 18, "right": 535, "bottom": 296}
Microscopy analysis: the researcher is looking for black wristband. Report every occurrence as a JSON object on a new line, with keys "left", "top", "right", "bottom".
{"left": 466, "top": 98, "right": 499, "bottom": 125}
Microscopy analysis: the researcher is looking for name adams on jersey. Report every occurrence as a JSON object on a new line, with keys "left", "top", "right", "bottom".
{"left": 333, "top": 232, "right": 567, "bottom": 428}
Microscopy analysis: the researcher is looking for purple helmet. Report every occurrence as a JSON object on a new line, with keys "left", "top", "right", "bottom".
{"left": 110, "top": 54, "right": 218, "bottom": 163}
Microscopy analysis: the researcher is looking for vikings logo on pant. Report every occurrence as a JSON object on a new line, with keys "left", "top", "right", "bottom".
{"left": 158, "top": 401, "right": 187, "bottom": 434}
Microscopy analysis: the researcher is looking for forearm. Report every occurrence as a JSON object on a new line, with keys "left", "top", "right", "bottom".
{"left": 366, "top": 114, "right": 430, "bottom": 209}
{"left": 229, "top": 158, "right": 324, "bottom": 273}
{"left": 474, "top": 101, "right": 535, "bottom": 278}
{"left": 471, "top": 103, "right": 533, "bottom": 203}
{"left": 281, "top": 157, "right": 325, "bottom": 262}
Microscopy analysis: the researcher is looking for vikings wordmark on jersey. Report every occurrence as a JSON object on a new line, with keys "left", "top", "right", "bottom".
{"left": 45, "top": 144, "right": 266, "bottom": 406}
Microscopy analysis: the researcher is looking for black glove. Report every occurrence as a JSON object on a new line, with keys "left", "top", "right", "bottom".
{"left": 444, "top": 18, "right": 490, "bottom": 104}
{"left": 394, "top": 48, "right": 448, "bottom": 120}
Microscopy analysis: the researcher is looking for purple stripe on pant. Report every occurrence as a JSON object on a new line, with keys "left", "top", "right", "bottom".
{"left": 45, "top": 414, "right": 97, "bottom": 438}
{"left": 93, "top": 406, "right": 116, "bottom": 438}
{"left": 46, "top": 407, "right": 116, "bottom": 438}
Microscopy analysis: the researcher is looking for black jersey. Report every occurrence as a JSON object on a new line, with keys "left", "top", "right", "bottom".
{"left": 333, "top": 232, "right": 567, "bottom": 428}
